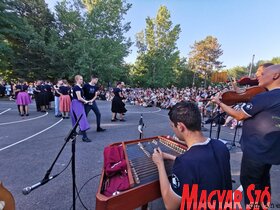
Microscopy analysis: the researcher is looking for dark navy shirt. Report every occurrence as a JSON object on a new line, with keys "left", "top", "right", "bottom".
{"left": 171, "top": 139, "right": 232, "bottom": 198}
{"left": 72, "top": 85, "right": 84, "bottom": 100}
{"left": 36, "top": 85, "right": 46, "bottom": 92}
{"left": 45, "top": 84, "right": 52, "bottom": 92}
{"left": 241, "top": 89, "right": 280, "bottom": 164}
{"left": 54, "top": 85, "right": 60, "bottom": 97}
{"left": 16, "top": 85, "right": 28, "bottom": 92}
{"left": 83, "top": 83, "right": 98, "bottom": 100}
{"left": 113, "top": 87, "right": 122, "bottom": 98}
{"left": 59, "top": 86, "right": 70, "bottom": 95}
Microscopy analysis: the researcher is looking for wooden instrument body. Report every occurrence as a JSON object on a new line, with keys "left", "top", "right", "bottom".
{"left": 221, "top": 86, "right": 266, "bottom": 106}
{"left": 0, "top": 182, "right": 15, "bottom": 210}
{"left": 95, "top": 136, "right": 187, "bottom": 210}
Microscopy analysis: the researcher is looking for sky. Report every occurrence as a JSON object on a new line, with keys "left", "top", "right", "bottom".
{"left": 45, "top": 0, "right": 280, "bottom": 69}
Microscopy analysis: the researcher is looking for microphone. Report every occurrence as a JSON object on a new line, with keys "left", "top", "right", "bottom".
{"left": 138, "top": 114, "right": 144, "bottom": 133}
{"left": 22, "top": 175, "right": 57, "bottom": 195}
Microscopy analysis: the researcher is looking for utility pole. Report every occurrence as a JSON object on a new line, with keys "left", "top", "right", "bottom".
{"left": 249, "top": 54, "right": 255, "bottom": 77}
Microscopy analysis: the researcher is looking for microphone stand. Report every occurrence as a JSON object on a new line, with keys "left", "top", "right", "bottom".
{"left": 23, "top": 115, "right": 83, "bottom": 210}
{"left": 230, "top": 121, "right": 240, "bottom": 148}
{"left": 138, "top": 114, "right": 144, "bottom": 139}
{"left": 201, "top": 103, "right": 208, "bottom": 131}
{"left": 207, "top": 109, "right": 226, "bottom": 139}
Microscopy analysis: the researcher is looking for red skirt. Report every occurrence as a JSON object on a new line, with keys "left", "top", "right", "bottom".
{"left": 59, "top": 95, "right": 71, "bottom": 112}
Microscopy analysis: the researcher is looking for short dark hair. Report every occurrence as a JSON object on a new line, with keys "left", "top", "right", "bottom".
{"left": 91, "top": 75, "right": 98, "bottom": 79}
{"left": 168, "top": 101, "right": 201, "bottom": 131}
{"left": 259, "top": 63, "right": 274, "bottom": 68}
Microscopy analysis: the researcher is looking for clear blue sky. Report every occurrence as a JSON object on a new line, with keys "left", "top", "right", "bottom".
{"left": 45, "top": 0, "right": 280, "bottom": 68}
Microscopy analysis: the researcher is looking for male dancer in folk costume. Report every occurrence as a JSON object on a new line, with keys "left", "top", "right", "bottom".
{"left": 54, "top": 79, "right": 63, "bottom": 117}
{"left": 83, "top": 75, "right": 106, "bottom": 132}
{"left": 70, "top": 75, "right": 92, "bottom": 142}
{"left": 212, "top": 63, "right": 280, "bottom": 209}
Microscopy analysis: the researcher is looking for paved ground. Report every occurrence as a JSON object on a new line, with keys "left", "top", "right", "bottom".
{"left": 0, "top": 98, "right": 279, "bottom": 210}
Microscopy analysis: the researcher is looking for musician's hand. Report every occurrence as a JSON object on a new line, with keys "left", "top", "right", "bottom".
{"left": 162, "top": 152, "right": 176, "bottom": 161}
{"left": 211, "top": 92, "right": 222, "bottom": 105}
{"left": 152, "top": 147, "right": 164, "bottom": 167}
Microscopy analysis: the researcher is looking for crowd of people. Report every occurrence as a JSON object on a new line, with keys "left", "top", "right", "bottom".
{"left": 1, "top": 77, "right": 242, "bottom": 129}
{"left": 1, "top": 63, "right": 280, "bottom": 208}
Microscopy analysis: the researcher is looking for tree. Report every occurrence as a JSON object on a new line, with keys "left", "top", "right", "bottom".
{"left": 188, "top": 36, "right": 223, "bottom": 87}
{"left": 132, "top": 5, "right": 182, "bottom": 88}
{"left": 226, "top": 66, "right": 248, "bottom": 79}
{"left": 0, "top": 0, "right": 58, "bottom": 80}
{"left": 55, "top": 0, "right": 132, "bottom": 83}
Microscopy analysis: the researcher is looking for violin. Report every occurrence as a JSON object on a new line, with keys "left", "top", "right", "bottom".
{"left": 220, "top": 86, "right": 266, "bottom": 106}
{"left": 237, "top": 76, "right": 258, "bottom": 86}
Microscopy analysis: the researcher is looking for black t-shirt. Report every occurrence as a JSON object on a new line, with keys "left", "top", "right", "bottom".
{"left": 72, "top": 85, "right": 84, "bottom": 100}
{"left": 241, "top": 89, "right": 280, "bottom": 164}
{"left": 113, "top": 87, "right": 121, "bottom": 97}
{"left": 171, "top": 139, "right": 232, "bottom": 199}
{"left": 45, "top": 84, "right": 52, "bottom": 92}
{"left": 59, "top": 86, "right": 70, "bottom": 95}
{"left": 36, "top": 85, "right": 46, "bottom": 92}
{"left": 16, "top": 84, "right": 28, "bottom": 92}
{"left": 83, "top": 83, "right": 98, "bottom": 100}
{"left": 54, "top": 85, "right": 60, "bottom": 97}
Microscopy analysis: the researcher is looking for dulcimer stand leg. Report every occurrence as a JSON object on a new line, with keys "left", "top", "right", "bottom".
{"left": 138, "top": 121, "right": 149, "bottom": 210}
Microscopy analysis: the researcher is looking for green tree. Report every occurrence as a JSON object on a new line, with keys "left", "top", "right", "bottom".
{"left": 133, "top": 5, "right": 182, "bottom": 88}
{"left": 55, "top": 0, "right": 132, "bottom": 83}
{"left": 0, "top": 0, "right": 58, "bottom": 80}
{"left": 189, "top": 36, "right": 223, "bottom": 87}
{"left": 226, "top": 66, "right": 248, "bottom": 79}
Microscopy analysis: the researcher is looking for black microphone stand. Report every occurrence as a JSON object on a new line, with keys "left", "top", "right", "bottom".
{"left": 229, "top": 120, "right": 241, "bottom": 149}
{"left": 201, "top": 103, "right": 208, "bottom": 131}
{"left": 23, "top": 115, "right": 83, "bottom": 210}
{"left": 138, "top": 114, "right": 144, "bottom": 139}
{"left": 207, "top": 109, "right": 226, "bottom": 140}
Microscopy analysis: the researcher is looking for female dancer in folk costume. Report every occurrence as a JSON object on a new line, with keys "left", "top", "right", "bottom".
{"left": 70, "top": 75, "right": 92, "bottom": 142}
{"left": 34, "top": 80, "right": 49, "bottom": 112}
{"left": 58, "top": 80, "right": 71, "bottom": 119}
{"left": 15, "top": 80, "right": 32, "bottom": 116}
{"left": 111, "top": 82, "right": 127, "bottom": 121}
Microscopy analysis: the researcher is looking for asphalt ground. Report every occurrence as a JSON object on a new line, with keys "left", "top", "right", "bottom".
{"left": 0, "top": 98, "right": 279, "bottom": 210}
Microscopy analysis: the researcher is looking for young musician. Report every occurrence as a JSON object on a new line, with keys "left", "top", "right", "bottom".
{"left": 212, "top": 63, "right": 280, "bottom": 208}
{"left": 152, "top": 101, "right": 232, "bottom": 210}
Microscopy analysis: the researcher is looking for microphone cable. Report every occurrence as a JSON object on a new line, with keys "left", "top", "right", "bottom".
{"left": 69, "top": 173, "right": 101, "bottom": 210}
